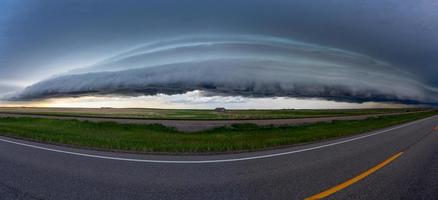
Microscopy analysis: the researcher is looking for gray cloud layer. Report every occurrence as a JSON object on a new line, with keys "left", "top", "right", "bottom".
{"left": 14, "top": 35, "right": 438, "bottom": 105}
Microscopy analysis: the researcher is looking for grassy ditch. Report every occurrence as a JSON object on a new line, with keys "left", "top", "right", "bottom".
{"left": 0, "top": 110, "right": 436, "bottom": 153}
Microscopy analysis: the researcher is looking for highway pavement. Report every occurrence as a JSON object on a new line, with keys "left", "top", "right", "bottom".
{"left": 1, "top": 115, "right": 438, "bottom": 199}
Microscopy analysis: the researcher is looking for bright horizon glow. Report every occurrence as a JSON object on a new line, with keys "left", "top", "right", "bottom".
{"left": 0, "top": 91, "right": 414, "bottom": 109}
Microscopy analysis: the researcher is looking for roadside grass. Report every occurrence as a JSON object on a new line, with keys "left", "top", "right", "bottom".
{"left": 0, "top": 110, "right": 436, "bottom": 153}
{"left": 0, "top": 107, "right": 426, "bottom": 120}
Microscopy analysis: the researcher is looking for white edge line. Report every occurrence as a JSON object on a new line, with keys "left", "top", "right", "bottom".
{"left": 0, "top": 116, "right": 435, "bottom": 164}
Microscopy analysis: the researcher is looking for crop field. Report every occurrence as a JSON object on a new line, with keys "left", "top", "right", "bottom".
{"left": 0, "top": 110, "right": 436, "bottom": 153}
{"left": 0, "top": 107, "right": 426, "bottom": 120}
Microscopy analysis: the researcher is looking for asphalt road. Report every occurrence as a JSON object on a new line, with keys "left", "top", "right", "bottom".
{"left": 1, "top": 115, "right": 438, "bottom": 200}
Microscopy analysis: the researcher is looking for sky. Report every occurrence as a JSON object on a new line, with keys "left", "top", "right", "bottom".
{"left": 1, "top": 0, "right": 437, "bottom": 108}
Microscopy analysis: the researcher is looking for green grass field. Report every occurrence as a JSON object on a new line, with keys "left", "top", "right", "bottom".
{"left": 0, "top": 110, "right": 436, "bottom": 153}
{"left": 0, "top": 107, "right": 426, "bottom": 120}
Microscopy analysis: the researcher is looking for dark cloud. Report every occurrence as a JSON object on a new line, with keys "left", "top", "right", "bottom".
{"left": 14, "top": 35, "right": 438, "bottom": 105}
{"left": 1, "top": 0, "right": 438, "bottom": 105}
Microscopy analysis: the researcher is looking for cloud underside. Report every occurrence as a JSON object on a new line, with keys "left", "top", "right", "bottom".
{"left": 15, "top": 35, "right": 438, "bottom": 105}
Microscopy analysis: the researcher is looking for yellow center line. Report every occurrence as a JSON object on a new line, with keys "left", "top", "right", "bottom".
{"left": 305, "top": 152, "right": 404, "bottom": 200}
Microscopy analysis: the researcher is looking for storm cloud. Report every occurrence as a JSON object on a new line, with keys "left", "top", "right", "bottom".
{"left": 15, "top": 35, "right": 438, "bottom": 105}
{"left": 2, "top": 0, "right": 438, "bottom": 107}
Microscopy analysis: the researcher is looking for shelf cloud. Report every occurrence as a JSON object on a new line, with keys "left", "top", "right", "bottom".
{"left": 14, "top": 35, "right": 438, "bottom": 105}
